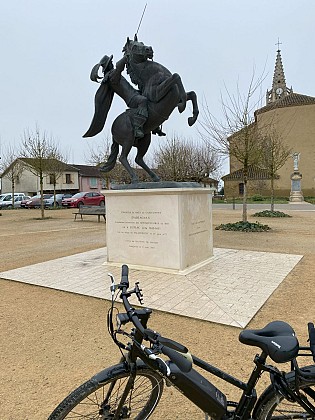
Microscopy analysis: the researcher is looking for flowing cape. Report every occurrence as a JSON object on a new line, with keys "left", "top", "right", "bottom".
{"left": 83, "top": 82, "right": 114, "bottom": 138}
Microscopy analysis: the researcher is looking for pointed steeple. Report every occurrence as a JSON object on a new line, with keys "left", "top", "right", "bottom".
{"left": 266, "top": 42, "right": 293, "bottom": 104}
{"left": 272, "top": 50, "right": 286, "bottom": 90}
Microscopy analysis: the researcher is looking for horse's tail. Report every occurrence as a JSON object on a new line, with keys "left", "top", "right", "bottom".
{"left": 99, "top": 139, "right": 119, "bottom": 173}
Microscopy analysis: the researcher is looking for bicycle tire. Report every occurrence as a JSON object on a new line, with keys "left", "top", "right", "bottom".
{"left": 254, "top": 365, "right": 315, "bottom": 419}
{"left": 48, "top": 362, "right": 164, "bottom": 419}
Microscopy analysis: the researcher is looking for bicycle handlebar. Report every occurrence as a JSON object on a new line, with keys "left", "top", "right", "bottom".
{"left": 121, "top": 264, "right": 129, "bottom": 286}
{"left": 118, "top": 265, "right": 192, "bottom": 373}
{"left": 117, "top": 266, "right": 314, "bottom": 375}
{"left": 161, "top": 345, "right": 192, "bottom": 373}
{"left": 119, "top": 265, "right": 149, "bottom": 335}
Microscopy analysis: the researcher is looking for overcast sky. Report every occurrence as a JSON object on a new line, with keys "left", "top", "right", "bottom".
{"left": 1, "top": 0, "right": 314, "bottom": 173}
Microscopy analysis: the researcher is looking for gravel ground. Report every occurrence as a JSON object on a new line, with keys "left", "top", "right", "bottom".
{"left": 0, "top": 206, "right": 314, "bottom": 419}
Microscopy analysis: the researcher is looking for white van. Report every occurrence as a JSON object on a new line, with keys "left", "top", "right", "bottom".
{"left": 0, "top": 193, "right": 26, "bottom": 203}
{"left": 0, "top": 194, "right": 31, "bottom": 209}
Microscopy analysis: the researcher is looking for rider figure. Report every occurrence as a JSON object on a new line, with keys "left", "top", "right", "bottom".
{"left": 96, "top": 54, "right": 165, "bottom": 138}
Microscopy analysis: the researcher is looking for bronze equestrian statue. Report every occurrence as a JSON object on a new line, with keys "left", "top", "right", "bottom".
{"left": 83, "top": 35, "right": 199, "bottom": 183}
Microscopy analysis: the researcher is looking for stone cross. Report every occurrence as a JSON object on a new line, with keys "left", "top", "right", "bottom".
{"left": 275, "top": 38, "right": 282, "bottom": 51}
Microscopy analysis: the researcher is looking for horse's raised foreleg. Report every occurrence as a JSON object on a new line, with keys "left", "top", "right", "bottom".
{"left": 186, "top": 91, "right": 199, "bottom": 126}
{"left": 135, "top": 134, "right": 160, "bottom": 182}
{"left": 155, "top": 73, "right": 187, "bottom": 112}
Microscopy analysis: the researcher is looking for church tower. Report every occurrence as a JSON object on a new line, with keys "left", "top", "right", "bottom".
{"left": 266, "top": 43, "right": 293, "bottom": 104}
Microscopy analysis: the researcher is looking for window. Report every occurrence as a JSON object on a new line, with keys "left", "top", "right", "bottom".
{"left": 238, "top": 183, "right": 244, "bottom": 195}
{"left": 89, "top": 177, "right": 97, "bottom": 188}
{"left": 49, "top": 174, "right": 56, "bottom": 184}
{"left": 65, "top": 174, "right": 72, "bottom": 184}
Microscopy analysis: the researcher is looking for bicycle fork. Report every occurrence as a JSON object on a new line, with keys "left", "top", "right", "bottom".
{"left": 99, "top": 368, "right": 137, "bottom": 420}
{"left": 99, "top": 355, "right": 137, "bottom": 420}
{"left": 112, "top": 372, "right": 137, "bottom": 420}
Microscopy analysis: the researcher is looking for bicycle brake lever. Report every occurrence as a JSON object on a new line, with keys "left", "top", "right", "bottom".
{"left": 149, "top": 354, "right": 171, "bottom": 376}
{"left": 140, "top": 344, "right": 170, "bottom": 376}
{"left": 108, "top": 273, "right": 118, "bottom": 296}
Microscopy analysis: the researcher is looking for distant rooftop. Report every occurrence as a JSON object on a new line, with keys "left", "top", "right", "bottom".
{"left": 71, "top": 164, "right": 102, "bottom": 177}
{"left": 222, "top": 165, "right": 276, "bottom": 181}
{"left": 256, "top": 92, "right": 315, "bottom": 116}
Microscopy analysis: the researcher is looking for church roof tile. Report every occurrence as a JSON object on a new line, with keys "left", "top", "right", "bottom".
{"left": 256, "top": 93, "right": 315, "bottom": 115}
{"left": 222, "top": 165, "right": 277, "bottom": 181}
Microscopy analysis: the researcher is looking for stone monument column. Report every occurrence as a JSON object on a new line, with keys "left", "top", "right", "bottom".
{"left": 289, "top": 152, "right": 304, "bottom": 203}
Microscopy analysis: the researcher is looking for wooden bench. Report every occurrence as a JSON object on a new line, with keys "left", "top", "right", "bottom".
{"left": 73, "top": 205, "right": 106, "bottom": 222}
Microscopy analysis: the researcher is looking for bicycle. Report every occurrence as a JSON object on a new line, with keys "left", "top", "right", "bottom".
{"left": 48, "top": 264, "right": 315, "bottom": 419}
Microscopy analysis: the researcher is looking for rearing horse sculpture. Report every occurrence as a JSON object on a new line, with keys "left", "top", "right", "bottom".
{"left": 83, "top": 35, "right": 199, "bottom": 183}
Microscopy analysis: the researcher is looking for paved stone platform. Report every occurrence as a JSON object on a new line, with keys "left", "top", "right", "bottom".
{"left": 0, "top": 247, "right": 302, "bottom": 328}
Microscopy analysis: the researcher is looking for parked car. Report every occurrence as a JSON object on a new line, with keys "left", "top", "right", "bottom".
{"left": 0, "top": 192, "right": 26, "bottom": 206}
{"left": 25, "top": 194, "right": 53, "bottom": 209}
{"left": 20, "top": 197, "right": 32, "bottom": 208}
{"left": 0, "top": 195, "right": 31, "bottom": 209}
{"left": 62, "top": 192, "right": 105, "bottom": 208}
{"left": 44, "top": 193, "right": 73, "bottom": 208}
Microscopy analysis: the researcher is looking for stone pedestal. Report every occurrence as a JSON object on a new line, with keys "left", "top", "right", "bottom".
{"left": 289, "top": 172, "right": 304, "bottom": 203}
{"left": 103, "top": 188, "right": 213, "bottom": 274}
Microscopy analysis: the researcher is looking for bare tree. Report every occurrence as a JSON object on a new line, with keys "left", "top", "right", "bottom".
{"left": 20, "top": 127, "right": 62, "bottom": 218}
{"left": 153, "top": 135, "right": 221, "bottom": 182}
{"left": 199, "top": 72, "right": 266, "bottom": 222}
{"left": 45, "top": 147, "right": 68, "bottom": 208}
{"left": 260, "top": 130, "right": 292, "bottom": 211}
{"left": 0, "top": 145, "right": 25, "bottom": 208}
{"left": 85, "top": 134, "right": 112, "bottom": 166}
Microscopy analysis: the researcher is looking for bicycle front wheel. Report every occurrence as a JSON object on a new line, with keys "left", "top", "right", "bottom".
{"left": 48, "top": 362, "right": 164, "bottom": 419}
{"left": 255, "top": 365, "right": 315, "bottom": 419}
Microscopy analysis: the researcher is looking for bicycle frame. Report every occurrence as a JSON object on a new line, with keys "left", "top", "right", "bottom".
{"left": 118, "top": 338, "right": 315, "bottom": 419}
{"left": 47, "top": 267, "right": 315, "bottom": 420}
{"left": 191, "top": 351, "right": 288, "bottom": 419}
{"left": 107, "top": 268, "right": 315, "bottom": 420}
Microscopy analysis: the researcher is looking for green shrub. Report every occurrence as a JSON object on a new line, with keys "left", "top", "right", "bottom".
{"left": 251, "top": 194, "right": 263, "bottom": 201}
{"left": 304, "top": 197, "right": 315, "bottom": 204}
{"left": 215, "top": 221, "right": 270, "bottom": 232}
{"left": 253, "top": 210, "right": 291, "bottom": 218}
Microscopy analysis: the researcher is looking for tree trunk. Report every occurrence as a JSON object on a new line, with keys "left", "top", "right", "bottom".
{"left": 11, "top": 178, "right": 15, "bottom": 208}
{"left": 105, "top": 176, "right": 110, "bottom": 190}
{"left": 242, "top": 179, "right": 248, "bottom": 222}
{"left": 242, "top": 166, "right": 248, "bottom": 222}
{"left": 53, "top": 182, "right": 57, "bottom": 208}
{"left": 40, "top": 173, "right": 45, "bottom": 219}
{"left": 270, "top": 177, "right": 275, "bottom": 212}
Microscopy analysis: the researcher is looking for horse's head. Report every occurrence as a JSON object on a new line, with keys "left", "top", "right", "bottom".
{"left": 123, "top": 34, "right": 153, "bottom": 64}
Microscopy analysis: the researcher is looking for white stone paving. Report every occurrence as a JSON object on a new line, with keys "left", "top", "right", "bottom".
{"left": 0, "top": 247, "right": 302, "bottom": 328}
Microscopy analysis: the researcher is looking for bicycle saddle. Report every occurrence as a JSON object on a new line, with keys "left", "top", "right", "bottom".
{"left": 239, "top": 320, "right": 299, "bottom": 363}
